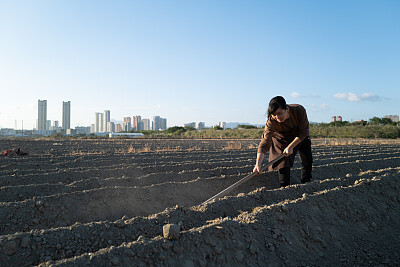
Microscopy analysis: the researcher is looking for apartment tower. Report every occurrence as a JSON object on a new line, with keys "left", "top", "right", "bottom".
{"left": 62, "top": 101, "right": 71, "bottom": 130}
{"left": 104, "top": 110, "right": 110, "bottom": 132}
{"left": 95, "top": 112, "right": 104, "bottom": 132}
{"left": 38, "top": 100, "right": 47, "bottom": 131}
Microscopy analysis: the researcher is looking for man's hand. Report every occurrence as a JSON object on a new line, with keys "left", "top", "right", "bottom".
{"left": 283, "top": 146, "right": 293, "bottom": 156}
{"left": 253, "top": 163, "right": 262, "bottom": 175}
{"left": 253, "top": 152, "right": 265, "bottom": 175}
{"left": 284, "top": 137, "right": 302, "bottom": 156}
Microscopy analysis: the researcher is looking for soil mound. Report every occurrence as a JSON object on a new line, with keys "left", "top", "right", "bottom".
{"left": 0, "top": 139, "right": 399, "bottom": 266}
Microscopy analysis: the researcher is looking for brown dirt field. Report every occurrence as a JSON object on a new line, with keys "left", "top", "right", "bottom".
{"left": 0, "top": 138, "right": 399, "bottom": 266}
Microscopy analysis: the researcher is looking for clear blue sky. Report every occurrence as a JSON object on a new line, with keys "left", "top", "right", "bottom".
{"left": 1, "top": 0, "right": 399, "bottom": 129}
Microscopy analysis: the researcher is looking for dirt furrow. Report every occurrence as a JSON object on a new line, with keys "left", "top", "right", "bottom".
{"left": 1, "top": 154, "right": 398, "bottom": 205}
{"left": 1, "top": 166, "right": 398, "bottom": 266}
{"left": 6, "top": 168, "right": 395, "bottom": 267}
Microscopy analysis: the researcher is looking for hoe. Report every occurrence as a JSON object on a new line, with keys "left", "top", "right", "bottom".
{"left": 202, "top": 153, "right": 287, "bottom": 205}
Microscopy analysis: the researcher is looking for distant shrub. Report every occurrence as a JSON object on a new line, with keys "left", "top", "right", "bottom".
{"left": 237, "top": 124, "right": 258, "bottom": 129}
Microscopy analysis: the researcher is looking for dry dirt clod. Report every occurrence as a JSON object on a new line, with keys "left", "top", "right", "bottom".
{"left": 4, "top": 240, "right": 18, "bottom": 255}
{"left": 249, "top": 244, "right": 257, "bottom": 255}
{"left": 20, "top": 237, "right": 31, "bottom": 248}
{"left": 234, "top": 250, "right": 244, "bottom": 262}
{"left": 110, "top": 256, "right": 120, "bottom": 266}
{"left": 172, "top": 245, "right": 180, "bottom": 254}
{"left": 205, "top": 237, "right": 217, "bottom": 247}
{"left": 161, "top": 241, "right": 173, "bottom": 250}
{"left": 114, "top": 220, "right": 126, "bottom": 228}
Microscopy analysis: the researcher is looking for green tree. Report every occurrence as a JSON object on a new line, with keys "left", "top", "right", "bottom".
{"left": 369, "top": 117, "right": 382, "bottom": 124}
{"left": 382, "top": 118, "right": 393, "bottom": 124}
{"left": 237, "top": 124, "right": 258, "bottom": 129}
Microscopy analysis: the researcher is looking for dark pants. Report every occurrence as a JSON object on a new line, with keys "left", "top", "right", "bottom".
{"left": 279, "top": 136, "right": 313, "bottom": 187}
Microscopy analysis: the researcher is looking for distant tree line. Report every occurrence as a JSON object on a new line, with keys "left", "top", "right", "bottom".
{"left": 46, "top": 116, "right": 399, "bottom": 139}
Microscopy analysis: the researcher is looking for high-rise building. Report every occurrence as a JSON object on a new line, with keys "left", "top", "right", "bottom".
{"left": 95, "top": 112, "right": 104, "bottom": 132}
{"left": 107, "top": 121, "right": 114, "bottom": 132}
{"left": 153, "top": 116, "right": 161, "bottom": 131}
{"left": 132, "top": 116, "right": 137, "bottom": 130}
{"left": 196, "top": 122, "right": 205, "bottom": 130}
{"left": 161, "top": 118, "right": 167, "bottom": 130}
{"left": 337, "top": 116, "right": 342, "bottom": 122}
{"left": 62, "top": 101, "right": 71, "bottom": 130}
{"left": 331, "top": 116, "right": 336, "bottom": 122}
{"left": 143, "top": 119, "right": 151, "bottom": 130}
{"left": 104, "top": 110, "right": 110, "bottom": 131}
{"left": 38, "top": 100, "right": 47, "bottom": 131}
{"left": 133, "top": 115, "right": 142, "bottom": 131}
{"left": 115, "top": 124, "right": 122, "bottom": 133}
{"left": 46, "top": 120, "right": 51, "bottom": 131}
{"left": 53, "top": 121, "right": 59, "bottom": 128}
{"left": 123, "top": 117, "right": 131, "bottom": 132}
{"left": 218, "top": 121, "right": 226, "bottom": 129}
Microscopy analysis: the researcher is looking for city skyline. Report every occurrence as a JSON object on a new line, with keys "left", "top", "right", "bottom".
{"left": 4, "top": 98, "right": 399, "bottom": 131}
{"left": 26, "top": 99, "right": 170, "bottom": 132}
{"left": 1, "top": 1, "right": 399, "bottom": 129}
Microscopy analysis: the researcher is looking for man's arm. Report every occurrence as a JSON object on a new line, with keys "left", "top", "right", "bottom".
{"left": 283, "top": 137, "right": 302, "bottom": 156}
{"left": 253, "top": 152, "right": 266, "bottom": 174}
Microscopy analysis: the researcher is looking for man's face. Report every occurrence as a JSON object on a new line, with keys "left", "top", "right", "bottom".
{"left": 272, "top": 107, "right": 289, "bottom": 123}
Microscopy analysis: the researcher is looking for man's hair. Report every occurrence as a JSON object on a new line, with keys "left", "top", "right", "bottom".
{"left": 268, "top": 96, "right": 287, "bottom": 118}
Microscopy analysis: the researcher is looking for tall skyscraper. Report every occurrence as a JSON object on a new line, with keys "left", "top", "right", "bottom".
{"left": 133, "top": 115, "right": 142, "bottom": 131}
{"left": 62, "top": 101, "right": 71, "bottom": 130}
{"left": 115, "top": 124, "right": 122, "bottom": 133}
{"left": 132, "top": 116, "right": 137, "bottom": 130}
{"left": 104, "top": 110, "right": 110, "bottom": 132}
{"left": 143, "top": 119, "right": 151, "bottom": 130}
{"left": 107, "top": 121, "right": 114, "bottom": 132}
{"left": 38, "top": 100, "right": 47, "bottom": 131}
{"left": 123, "top": 117, "right": 131, "bottom": 132}
{"left": 161, "top": 118, "right": 167, "bottom": 130}
{"left": 95, "top": 112, "right": 104, "bottom": 132}
{"left": 153, "top": 116, "right": 161, "bottom": 131}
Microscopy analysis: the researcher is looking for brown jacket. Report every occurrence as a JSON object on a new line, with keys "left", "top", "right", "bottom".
{"left": 257, "top": 104, "right": 309, "bottom": 170}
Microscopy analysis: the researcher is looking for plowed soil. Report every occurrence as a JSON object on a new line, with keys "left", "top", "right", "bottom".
{"left": 0, "top": 138, "right": 399, "bottom": 266}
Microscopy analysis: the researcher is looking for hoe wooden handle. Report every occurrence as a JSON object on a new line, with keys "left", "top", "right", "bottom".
{"left": 201, "top": 153, "right": 287, "bottom": 205}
